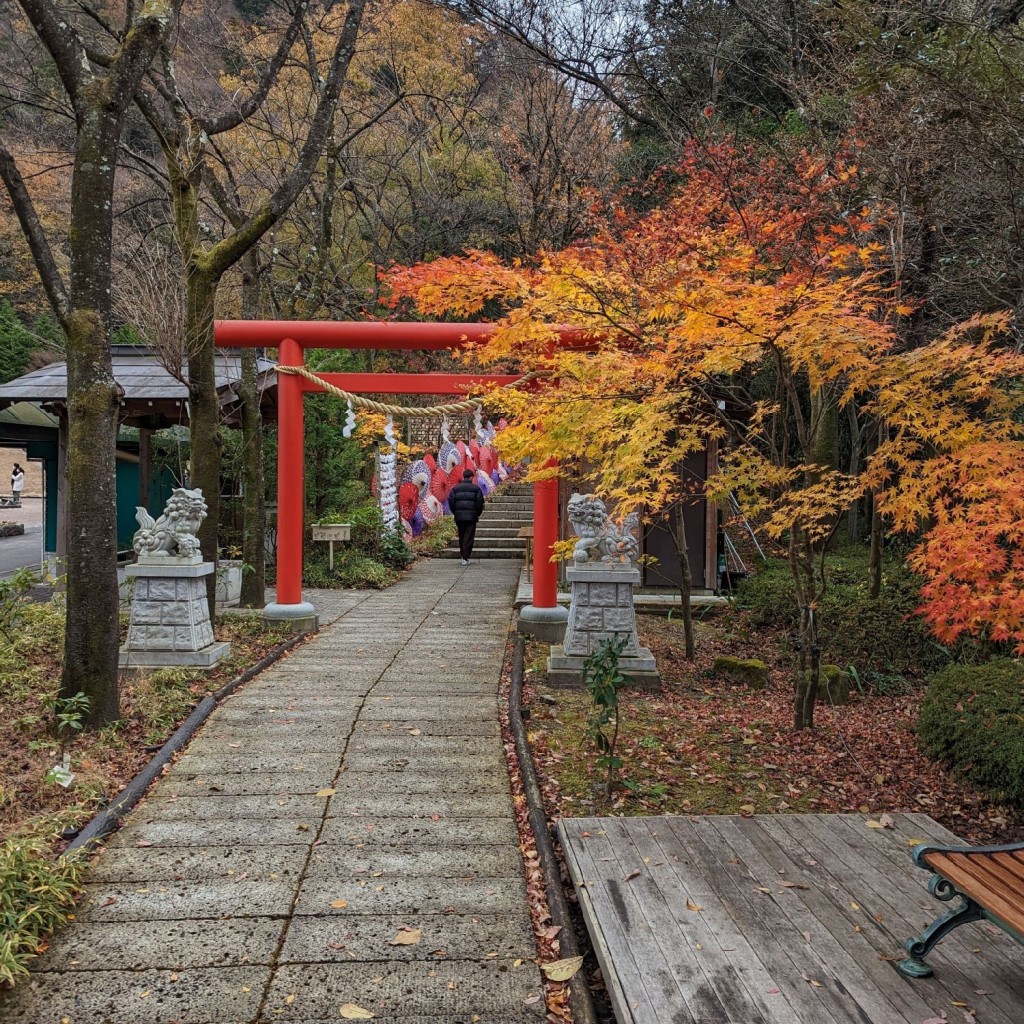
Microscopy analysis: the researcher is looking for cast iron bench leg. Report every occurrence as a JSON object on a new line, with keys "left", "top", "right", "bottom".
{"left": 898, "top": 874, "right": 985, "bottom": 978}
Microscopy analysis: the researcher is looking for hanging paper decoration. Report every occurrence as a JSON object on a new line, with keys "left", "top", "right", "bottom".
{"left": 474, "top": 405, "right": 483, "bottom": 442}
{"left": 342, "top": 399, "right": 357, "bottom": 438}
{"left": 441, "top": 415, "right": 450, "bottom": 443}
{"left": 378, "top": 415, "right": 400, "bottom": 534}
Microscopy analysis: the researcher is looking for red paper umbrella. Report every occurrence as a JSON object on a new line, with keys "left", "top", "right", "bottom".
{"left": 423, "top": 453, "right": 437, "bottom": 471}
{"left": 399, "top": 482, "right": 419, "bottom": 522}
{"left": 430, "top": 467, "right": 449, "bottom": 505}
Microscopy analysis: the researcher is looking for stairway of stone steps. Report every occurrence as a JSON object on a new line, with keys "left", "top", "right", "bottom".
{"left": 440, "top": 482, "right": 533, "bottom": 560}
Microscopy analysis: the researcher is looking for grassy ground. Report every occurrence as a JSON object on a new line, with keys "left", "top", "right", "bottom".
{"left": 0, "top": 594, "right": 294, "bottom": 985}
{"left": 524, "top": 610, "right": 1022, "bottom": 844}
{"left": 1, "top": 600, "right": 292, "bottom": 847}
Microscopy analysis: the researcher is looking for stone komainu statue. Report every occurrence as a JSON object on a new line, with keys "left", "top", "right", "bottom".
{"left": 133, "top": 487, "right": 207, "bottom": 559}
{"left": 567, "top": 492, "right": 640, "bottom": 563}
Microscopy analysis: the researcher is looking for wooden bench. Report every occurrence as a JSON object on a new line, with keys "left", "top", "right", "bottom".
{"left": 899, "top": 841, "right": 1024, "bottom": 978}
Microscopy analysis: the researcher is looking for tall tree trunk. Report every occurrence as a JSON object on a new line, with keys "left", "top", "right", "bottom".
{"left": 672, "top": 498, "right": 695, "bottom": 659}
{"left": 868, "top": 421, "right": 885, "bottom": 600}
{"left": 59, "top": 100, "right": 124, "bottom": 724}
{"left": 0, "top": 0, "right": 182, "bottom": 726}
{"left": 844, "top": 402, "right": 861, "bottom": 545}
{"left": 789, "top": 529, "right": 819, "bottom": 730}
{"left": 869, "top": 492, "right": 884, "bottom": 600}
{"left": 809, "top": 384, "right": 839, "bottom": 550}
{"left": 186, "top": 267, "right": 222, "bottom": 614}
{"left": 239, "top": 252, "right": 266, "bottom": 608}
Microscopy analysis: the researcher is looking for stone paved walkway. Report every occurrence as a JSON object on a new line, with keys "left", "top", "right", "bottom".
{"left": 1, "top": 559, "right": 545, "bottom": 1024}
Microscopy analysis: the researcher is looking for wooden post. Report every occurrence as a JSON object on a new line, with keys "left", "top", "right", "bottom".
{"left": 56, "top": 409, "right": 68, "bottom": 563}
{"left": 139, "top": 426, "right": 152, "bottom": 511}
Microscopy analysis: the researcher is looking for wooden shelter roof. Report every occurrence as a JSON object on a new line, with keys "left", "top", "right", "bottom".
{"left": 0, "top": 346, "right": 277, "bottom": 428}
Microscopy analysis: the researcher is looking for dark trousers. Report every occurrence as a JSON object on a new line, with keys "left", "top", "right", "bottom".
{"left": 456, "top": 520, "right": 477, "bottom": 560}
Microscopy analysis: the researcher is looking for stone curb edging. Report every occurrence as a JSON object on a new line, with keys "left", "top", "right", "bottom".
{"left": 509, "top": 632, "right": 599, "bottom": 1024}
{"left": 65, "top": 629, "right": 312, "bottom": 856}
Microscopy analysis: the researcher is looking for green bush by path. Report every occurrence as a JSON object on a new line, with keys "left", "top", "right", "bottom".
{"left": 918, "top": 659, "right": 1024, "bottom": 809}
{"left": 0, "top": 834, "right": 86, "bottom": 986}
{"left": 411, "top": 516, "right": 457, "bottom": 556}
{"left": 734, "top": 550, "right": 973, "bottom": 684}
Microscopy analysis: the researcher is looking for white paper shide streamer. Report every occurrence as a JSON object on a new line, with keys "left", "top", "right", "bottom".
{"left": 342, "top": 399, "right": 357, "bottom": 438}
{"left": 378, "top": 415, "right": 400, "bottom": 533}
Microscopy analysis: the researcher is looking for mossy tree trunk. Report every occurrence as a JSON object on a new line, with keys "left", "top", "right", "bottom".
{"left": 239, "top": 252, "right": 266, "bottom": 608}
{"left": 135, "top": 0, "right": 368, "bottom": 618}
{"left": 789, "top": 528, "right": 820, "bottom": 730}
{"left": 185, "top": 266, "right": 222, "bottom": 613}
{"left": 0, "top": 0, "right": 181, "bottom": 726}
{"left": 668, "top": 497, "right": 695, "bottom": 660}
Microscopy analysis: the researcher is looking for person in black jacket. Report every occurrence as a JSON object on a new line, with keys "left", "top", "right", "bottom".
{"left": 448, "top": 469, "right": 485, "bottom": 565}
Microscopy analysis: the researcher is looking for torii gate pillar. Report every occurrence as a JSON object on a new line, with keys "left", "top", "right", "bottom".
{"left": 517, "top": 467, "right": 568, "bottom": 643}
{"left": 263, "top": 337, "right": 318, "bottom": 631}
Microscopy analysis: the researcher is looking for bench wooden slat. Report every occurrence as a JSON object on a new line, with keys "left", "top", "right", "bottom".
{"left": 992, "top": 852, "right": 1024, "bottom": 887}
{"left": 927, "top": 852, "right": 1024, "bottom": 911}
{"left": 925, "top": 852, "right": 1024, "bottom": 936}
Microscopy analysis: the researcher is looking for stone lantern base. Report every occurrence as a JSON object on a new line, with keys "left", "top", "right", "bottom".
{"left": 546, "top": 563, "right": 659, "bottom": 689}
{"left": 119, "top": 560, "right": 231, "bottom": 670}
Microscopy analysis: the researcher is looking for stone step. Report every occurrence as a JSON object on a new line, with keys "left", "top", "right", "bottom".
{"left": 446, "top": 536, "right": 525, "bottom": 551}
{"left": 439, "top": 547, "right": 526, "bottom": 560}
{"left": 483, "top": 500, "right": 533, "bottom": 511}
{"left": 479, "top": 511, "right": 534, "bottom": 522}
{"left": 475, "top": 527, "right": 524, "bottom": 538}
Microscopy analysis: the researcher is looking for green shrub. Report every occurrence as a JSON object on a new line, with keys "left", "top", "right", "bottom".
{"left": 0, "top": 836, "right": 86, "bottom": 986}
{"left": 411, "top": 517, "right": 458, "bottom": 556}
{"left": 734, "top": 550, "right": 970, "bottom": 682}
{"left": 344, "top": 501, "right": 385, "bottom": 556}
{"left": 379, "top": 530, "right": 414, "bottom": 570}
{"left": 302, "top": 548, "right": 398, "bottom": 590}
{"left": 918, "top": 659, "right": 1024, "bottom": 808}
{"left": 335, "top": 551, "right": 398, "bottom": 589}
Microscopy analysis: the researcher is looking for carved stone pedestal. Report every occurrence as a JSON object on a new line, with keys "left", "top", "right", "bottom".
{"left": 546, "top": 563, "right": 659, "bottom": 689}
{"left": 119, "top": 559, "right": 231, "bottom": 670}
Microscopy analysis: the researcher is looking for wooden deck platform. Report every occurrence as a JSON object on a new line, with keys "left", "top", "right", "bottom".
{"left": 559, "top": 813, "right": 1024, "bottom": 1024}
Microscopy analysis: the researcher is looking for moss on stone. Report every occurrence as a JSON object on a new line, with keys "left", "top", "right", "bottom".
{"left": 820, "top": 664, "right": 852, "bottom": 705}
{"left": 712, "top": 656, "right": 769, "bottom": 689}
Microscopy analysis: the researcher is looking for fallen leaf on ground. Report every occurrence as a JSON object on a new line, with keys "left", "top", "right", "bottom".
{"left": 331, "top": 899, "right": 349, "bottom": 909}
{"left": 541, "top": 955, "right": 584, "bottom": 981}
{"left": 780, "top": 881, "right": 809, "bottom": 890}
{"left": 408, "top": 728, "right": 422, "bottom": 736}
{"left": 317, "top": 788, "right": 336, "bottom": 797}
{"left": 624, "top": 869, "right": 641, "bottom": 881}
{"left": 390, "top": 928, "right": 422, "bottom": 945}
{"left": 686, "top": 900, "right": 703, "bottom": 912}
{"left": 339, "top": 1004, "right": 375, "bottom": 1019}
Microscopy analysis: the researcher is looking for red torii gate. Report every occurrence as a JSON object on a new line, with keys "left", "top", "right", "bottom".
{"left": 215, "top": 319, "right": 569, "bottom": 635}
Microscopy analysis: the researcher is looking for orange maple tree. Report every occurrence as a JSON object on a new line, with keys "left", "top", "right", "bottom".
{"left": 387, "top": 139, "right": 1024, "bottom": 728}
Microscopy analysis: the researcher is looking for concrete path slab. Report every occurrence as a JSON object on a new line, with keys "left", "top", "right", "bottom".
{"left": 0, "top": 559, "right": 545, "bottom": 1024}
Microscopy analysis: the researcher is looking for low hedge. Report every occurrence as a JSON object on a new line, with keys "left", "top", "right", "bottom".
{"left": 0, "top": 836, "right": 86, "bottom": 986}
{"left": 918, "top": 659, "right": 1024, "bottom": 808}
{"left": 734, "top": 550, "right": 964, "bottom": 683}
{"left": 0, "top": 522, "right": 24, "bottom": 538}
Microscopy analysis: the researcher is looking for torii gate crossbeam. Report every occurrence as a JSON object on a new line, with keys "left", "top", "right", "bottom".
{"left": 215, "top": 320, "right": 570, "bottom": 637}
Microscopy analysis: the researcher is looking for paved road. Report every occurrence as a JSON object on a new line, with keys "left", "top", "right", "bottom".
{"left": 0, "top": 558, "right": 543, "bottom": 1024}
{"left": 0, "top": 496, "right": 43, "bottom": 575}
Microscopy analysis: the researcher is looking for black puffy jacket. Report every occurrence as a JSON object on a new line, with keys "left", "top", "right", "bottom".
{"left": 448, "top": 481, "right": 484, "bottom": 523}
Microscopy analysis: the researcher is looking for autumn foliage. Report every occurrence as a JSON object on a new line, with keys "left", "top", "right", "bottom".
{"left": 387, "top": 138, "right": 1024, "bottom": 708}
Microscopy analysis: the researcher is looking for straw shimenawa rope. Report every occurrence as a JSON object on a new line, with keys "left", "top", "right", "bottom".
{"left": 276, "top": 364, "right": 545, "bottom": 417}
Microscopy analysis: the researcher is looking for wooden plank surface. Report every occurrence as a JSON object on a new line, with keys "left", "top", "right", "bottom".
{"left": 559, "top": 814, "right": 1024, "bottom": 1024}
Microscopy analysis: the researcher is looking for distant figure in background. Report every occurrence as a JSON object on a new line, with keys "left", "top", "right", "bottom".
{"left": 11, "top": 462, "right": 24, "bottom": 504}
{"left": 448, "top": 469, "right": 484, "bottom": 565}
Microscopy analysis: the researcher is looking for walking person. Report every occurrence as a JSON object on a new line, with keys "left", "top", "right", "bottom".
{"left": 10, "top": 462, "right": 24, "bottom": 505}
{"left": 449, "top": 469, "right": 484, "bottom": 565}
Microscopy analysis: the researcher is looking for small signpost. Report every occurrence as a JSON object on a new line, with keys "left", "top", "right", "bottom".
{"left": 311, "top": 522, "right": 351, "bottom": 569}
